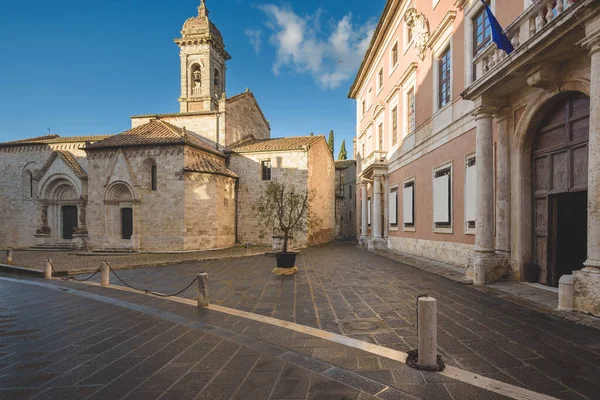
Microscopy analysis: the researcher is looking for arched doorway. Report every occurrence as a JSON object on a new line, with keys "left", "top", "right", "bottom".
{"left": 104, "top": 181, "right": 137, "bottom": 249}
{"left": 39, "top": 177, "right": 81, "bottom": 242}
{"left": 532, "top": 93, "right": 589, "bottom": 286}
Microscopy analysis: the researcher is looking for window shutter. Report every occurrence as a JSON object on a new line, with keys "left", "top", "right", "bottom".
{"left": 389, "top": 189, "right": 398, "bottom": 226}
{"left": 434, "top": 169, "right": 451, "bottom": 224}
{"left": 465, "top": 158, "right": 476, "bottom": 224}
{"left": 403, "top": 184, "right": 414, "bottom": 225}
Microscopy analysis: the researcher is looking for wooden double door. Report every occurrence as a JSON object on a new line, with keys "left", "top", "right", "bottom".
{"left": 532, "top": 94, "right": 589, "bottom": 287}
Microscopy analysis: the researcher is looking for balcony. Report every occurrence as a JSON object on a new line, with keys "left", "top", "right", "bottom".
{"left": 360, "top": 150, "right": 388, "bottom": 174}
{"left": 472, "top": 0, "right": 582, "bottom": 84}
{"left": 464, "top": 0, "right": 595, "bottom": 101}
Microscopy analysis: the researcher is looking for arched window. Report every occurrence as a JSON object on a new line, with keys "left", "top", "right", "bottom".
{"left": 22, "top": 167, "right": 38, "bottom": 199}
{"left": 191, "top": 64, "right": 202, "bottom": 96}
{"left": 214, "top": 69, "right": 220, "bottom": 90}
{"left": 151, "top": 165, "right": 157, "bottom": 191}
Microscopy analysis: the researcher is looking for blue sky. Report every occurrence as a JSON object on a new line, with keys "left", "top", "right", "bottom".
{"left": 0, "top": 0, "right": 385, "bottom": 157}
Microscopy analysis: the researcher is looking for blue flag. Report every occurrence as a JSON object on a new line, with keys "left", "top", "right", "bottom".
{"left": 481, "top": 0, "right": 514, "bottom": 55}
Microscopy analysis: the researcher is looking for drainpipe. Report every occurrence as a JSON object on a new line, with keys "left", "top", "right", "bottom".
{"left": 234, "top": 178, "right": 239, "bottom": 244}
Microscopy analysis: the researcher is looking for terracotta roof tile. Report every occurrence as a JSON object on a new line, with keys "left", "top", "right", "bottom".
{"left": 184, "top": 156, "right": 238, "bottom": 178}
{"left": 335, "top": 160, "right": 356, "bottom": 169}
{"left": 86, "top": 120, "right": 223, "bottom": 156}
{"left": 1, "top": 134, "right": 112, "bottom": 147}
{"left": 231, "top": 135, "right": 324, "bottom": 153}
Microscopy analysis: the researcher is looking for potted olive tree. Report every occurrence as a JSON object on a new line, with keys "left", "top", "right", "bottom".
{"left": 253, "top": 182, "right": 315, "bottom": 268}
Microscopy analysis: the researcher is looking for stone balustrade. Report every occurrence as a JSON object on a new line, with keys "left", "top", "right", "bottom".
{"left": 474, "top": 0, "right": 579, "bottom": 82}
{"left": 361, "top": 150, "right": 388, "bottom": 172}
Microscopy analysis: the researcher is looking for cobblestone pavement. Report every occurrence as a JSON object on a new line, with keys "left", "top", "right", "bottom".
{"left": 79, "top": 242, "right": 600, "bottom": 400}
{"left": 0, "top": 278, "right": 512, "bottom": 400}
{"left": 0, "top": 245, "right": 269, "bottom": 273}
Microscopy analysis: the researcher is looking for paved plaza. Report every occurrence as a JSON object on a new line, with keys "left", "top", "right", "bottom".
{"left": 75, "top": 243, "right": 600, "bottom": 400}
{"left": 0, "top": 277, "right": 513, "bottom": 400}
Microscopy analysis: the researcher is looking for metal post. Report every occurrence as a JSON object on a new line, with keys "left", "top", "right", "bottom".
{"left": 6, "top": 249, "right": 13, "bottom": 265}
{"left": 44, "top": 259, "right": 52, "bottom": 280}
{"left": 101, "top": 262, "right": 110, "bottom": 287}
{"left": 418, "top": 297, "right": 438, "bottom": 368}
{"left": 197, "top": 272, "right": 209, "bottom": 307}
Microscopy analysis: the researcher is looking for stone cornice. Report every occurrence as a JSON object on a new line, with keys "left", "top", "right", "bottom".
{"left": 426, "top": 11, "right": 456, "bottom": 51}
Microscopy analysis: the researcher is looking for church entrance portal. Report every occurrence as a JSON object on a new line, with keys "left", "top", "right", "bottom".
{"left": 61, "top": 205, "right": 78, "bottom": 240}
{"left": 532, "top": 94, "right": 589, "bottom": 286}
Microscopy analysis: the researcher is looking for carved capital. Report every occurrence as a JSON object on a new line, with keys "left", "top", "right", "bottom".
{"left": 472, "top": 96, "right": 505, "bottom": 118}
{"left": 526, "top": 64, "right": 560, "bottom": 91}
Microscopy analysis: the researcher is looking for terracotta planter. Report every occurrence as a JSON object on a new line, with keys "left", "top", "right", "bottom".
{"left": 275, "top": 252, "right": 297, "bottom": 268}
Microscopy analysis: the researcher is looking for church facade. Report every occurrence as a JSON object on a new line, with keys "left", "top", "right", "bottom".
{"left": 0, "top": 1, "right": 335, "bottom": 252}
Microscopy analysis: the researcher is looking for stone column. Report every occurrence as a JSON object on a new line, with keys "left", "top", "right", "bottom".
{"left": 360, "top": 182, "right": 368, "bottom": 242}
{"left": 584, "top": 36, "right": 600, "bottom": 270}
{"left": 383, "top": 175, "right": 389, "bottom": 238}
{"left": 495, "top": 112, "right": 511, "bottom": 255}
{"left": 474, "top": 107, "right": 495, "bottom": 254}
{"left": 372, "top": 175, "right": 382, "bottom": 238}
{"left": 574, "top": 24, "right": 600, "bottom": 317}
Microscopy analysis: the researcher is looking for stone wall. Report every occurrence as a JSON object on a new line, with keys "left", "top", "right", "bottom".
{"left": 86, "top": 146, "right": 186, "bottom": 251}
{"left": 225, "top": 93, "right": 270, "bottom": 146}
{"left": 387, "top": 236, "right": 473, "bottom": 268}
{"left": 183, "top": 149, "right": 236, "bottom": 250}
{"left": 131, "top": 114, "right": 222, "bottom": 147}
{"left": 230, "top": 150, "right": 309, "bottom": 247}
{"left": 0, "top": 143, "right": 88, "bottom": 249}
{"left": 335, "top": 163, "right": 357, "bottom": 238}
{"left": 307, "top": 139, "right": 335, "bottom": 245}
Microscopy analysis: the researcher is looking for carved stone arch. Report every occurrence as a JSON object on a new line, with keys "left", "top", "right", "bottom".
{"left": 104, "top": 181, "right": 138, "bottom": 249}
{"left": 512, "top": 86, "right": 590, "bottom": 278}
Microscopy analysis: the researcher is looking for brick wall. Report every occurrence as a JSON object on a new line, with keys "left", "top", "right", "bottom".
{"left": 307, "top": 139, "right": 335, "bottom": 245}
{"left": 225, "top": 93, "right": 270, "bottom": 146}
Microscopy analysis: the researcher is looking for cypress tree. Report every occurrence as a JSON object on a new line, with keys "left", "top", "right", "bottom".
{"left": 338, "top": 140, "right": 348, "bottom": 160}
{"left": 328, "top": 130, "right": 334, "bottom": 156}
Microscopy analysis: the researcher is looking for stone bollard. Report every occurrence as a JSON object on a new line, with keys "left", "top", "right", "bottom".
{"left": 101, "top": 262, "right": 110, "bottom": 287}
{"left": 197, "top": 272, "right": 209, "bottom": 307}
{"left": 6, "top": 249, "right": 13, "bottom": 265}
{"left": 558, "top": 275, "right": 574, "bottom": 311}
{"left": 44, "top": 259, "right": 52, "bottom": 280}
{"left": 418, "top": 297, "right": 438, "bottom": 368}
{"left": 246, "top": 242, "right": 250, "bottom": 255}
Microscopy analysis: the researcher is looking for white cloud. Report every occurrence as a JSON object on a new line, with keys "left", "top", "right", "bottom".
{"left": 257, "top": 4, "right": 375, "bottom": 90}
{"left": 245, "top": 29, "right": 262, "bottom": 54}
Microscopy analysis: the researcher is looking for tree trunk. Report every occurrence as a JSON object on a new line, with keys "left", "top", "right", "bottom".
{"left": 283, "top": 231, "right": 289, "bottom": 253}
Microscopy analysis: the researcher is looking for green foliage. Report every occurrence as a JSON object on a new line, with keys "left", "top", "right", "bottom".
{"left": 338, "top": 140, "right": 347, "bottom": 160}
{"left": 252, "top": 182, "right": 316, "bottom": 253}
{"left": 310, "top": 131, "right": 314, "bottom": 136}
{"left": 328, "top": 130, "right": 334, "bottom": 156}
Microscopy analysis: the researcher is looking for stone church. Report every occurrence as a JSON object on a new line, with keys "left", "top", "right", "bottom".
{"left": 0, "top": 0, "right": 335, "bottom": 252}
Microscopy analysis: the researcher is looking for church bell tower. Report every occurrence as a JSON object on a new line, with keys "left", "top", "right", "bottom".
{"left": 175, "top": 0, "right": 231, "bottom": 113}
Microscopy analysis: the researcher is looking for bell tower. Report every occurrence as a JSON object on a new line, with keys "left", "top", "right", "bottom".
{"left": 175, "top": 0, "right": 231, "bottom": 113}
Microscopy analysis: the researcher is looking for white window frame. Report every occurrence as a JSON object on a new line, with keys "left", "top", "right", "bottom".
{"left": 388, "top": 93, "right": 399, "bottom": 149}
{"left": 377, "top": 67, "right": 384, "bottom": 94}
{"left": 433, "top": 0, "right": 441, "bottom": 10}
{"left": 390, "top": 40, "right": 399, "bottom": 75}
{"left": 465, "top": 0, "right": 496, "bottom": 86}
{"left": 366, "top": 126, "right": 373, "bottom": 155}
{"left": 431, "top": 25, "right": 454, "bottom": 113}
{"left": 403, "top": 177, "right": 416, "bottom": 232}
{"left": 375, "top": 114, "right": 385, "bottom": 151}
{"left": 389, "top": 184, "right": 399, "bottom": 231}
{"left": 464, "top": 153, "right": 477, "bottom": 235}
{"left": 433, "top": 161, "right": 453, "bottom": 234}
{"left": 402, "top": 70, "right": 417, "bottom": 139}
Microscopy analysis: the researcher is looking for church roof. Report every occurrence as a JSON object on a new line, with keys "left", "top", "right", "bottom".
{"left": 38, "top": 150, "right": 87, "bottom": 180}
{"left": 86, "top": 120, "right": 224, "bottom": 156}
{"left": 0, "top": 134, "right": 112, "bottom": 147}
{"left": 335, "top": 160, "right": 356, "bottom": 169}
{"left": 231, "top": 136, "right": 324, "bottom": 153}
{"left": 184, "top": 156, "right": 238, "bottom": 179}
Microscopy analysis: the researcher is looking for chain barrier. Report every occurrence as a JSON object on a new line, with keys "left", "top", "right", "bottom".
{"left": 46, "top": 260, "right": 201, "bottom": 298}
{"left": 47, "top": 259, "right": 103, "bottom": 282}
{"left": 105, "top": 261, "right": 200, "bottom": 298}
